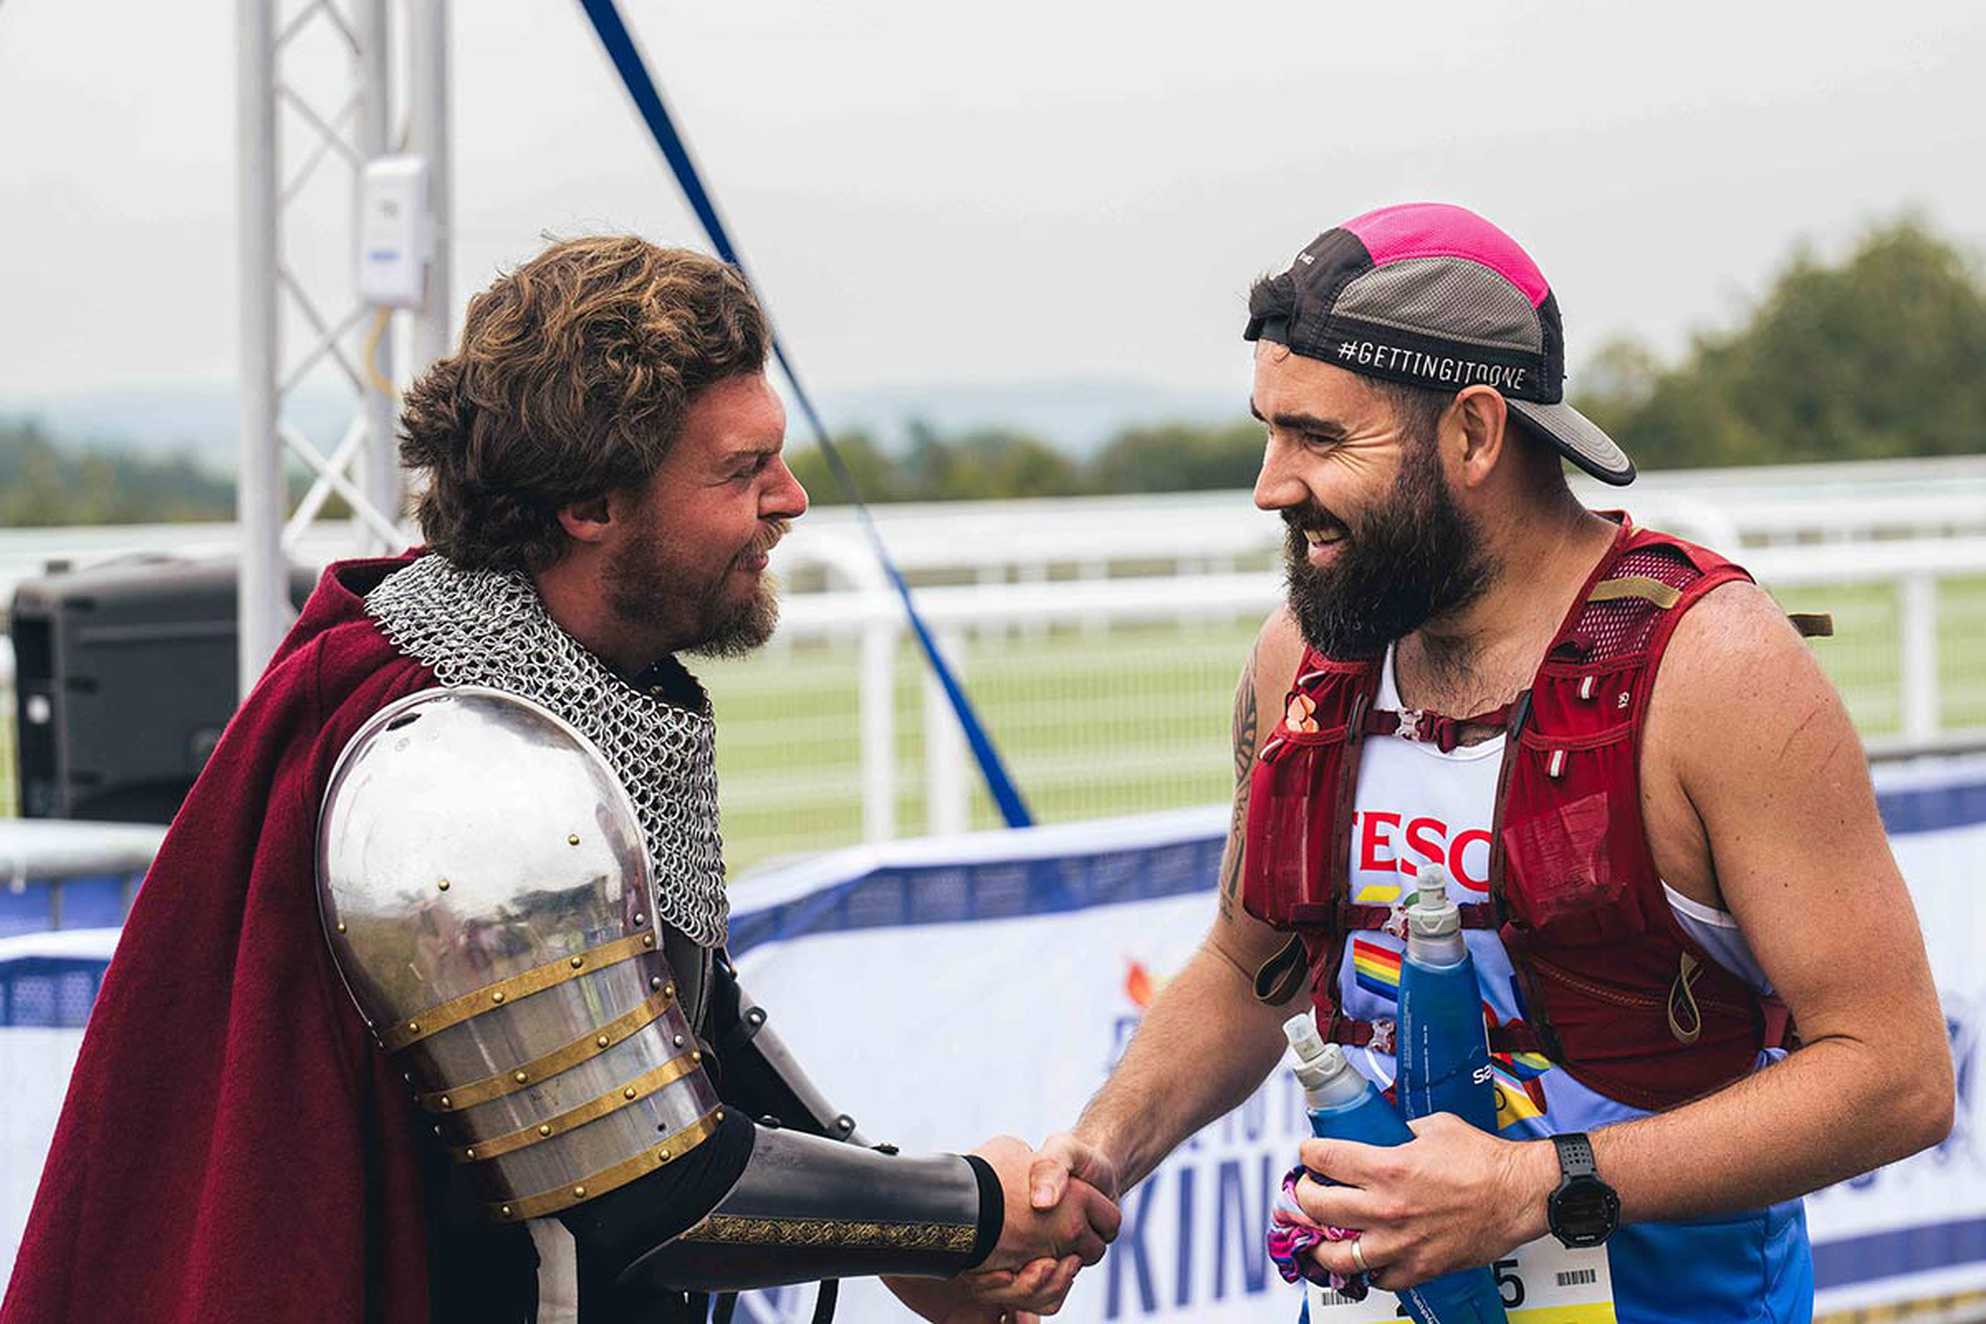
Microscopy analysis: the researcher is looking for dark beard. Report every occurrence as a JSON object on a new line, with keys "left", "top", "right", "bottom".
{"left": 605, "top": 525, "right": 783, "bottom": 662}
{"left": 686, "top": 578, "right": 779, "bottom": 659}
{"left": 1282, "top": 440, "right": 1495, "bottom": 660}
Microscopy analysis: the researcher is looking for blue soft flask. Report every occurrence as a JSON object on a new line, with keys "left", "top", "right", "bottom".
{"left": 1285, "top": 1018, "right": 1509, "bottom": 1324}
{"left": 1396, "top": 867, "right": 1498, "bottom": 1134}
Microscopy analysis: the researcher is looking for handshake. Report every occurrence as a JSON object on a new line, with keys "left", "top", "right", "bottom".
{"left": 888, "top": 1133, "right": 1123, "bottom": 1322}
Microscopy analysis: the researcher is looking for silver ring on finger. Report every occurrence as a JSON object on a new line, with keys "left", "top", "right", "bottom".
{"left": 1349, "top": 1236, "right": 1370, "bottom": 1276}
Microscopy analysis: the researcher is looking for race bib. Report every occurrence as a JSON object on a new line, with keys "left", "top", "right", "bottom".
{"left": 1306, "top": 1236, "right": 1615, "bottom": 1323}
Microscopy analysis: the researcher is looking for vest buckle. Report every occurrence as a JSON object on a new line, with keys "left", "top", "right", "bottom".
{"left": 1396, "top": 708, "right": 1426, "bottom": 742}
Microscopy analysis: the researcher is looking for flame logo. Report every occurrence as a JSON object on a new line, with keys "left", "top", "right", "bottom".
{"left": 1124, "top": 959, "right": 1172, "bottom": 1009}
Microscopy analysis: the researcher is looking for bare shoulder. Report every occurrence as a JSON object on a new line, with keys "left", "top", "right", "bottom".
{"left": 1648, "top": 577, "right": 1867, "bottom": 817}
{"left": 1645, "top": 578, "right": 1881, "bottom": 908}
{"left": 1663, "top": 577, "right": 1809, "bottom": 670}
{"left": 1653, "top": 579, "right": 1836, "bottom": 732}
{"left": 1251, "top": 605, "right": 1306, "bottom": 710}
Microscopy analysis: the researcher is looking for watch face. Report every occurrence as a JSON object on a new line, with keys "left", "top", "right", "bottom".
{"left": 1553, "top": 1177, "right": 1621, "bottom": 1247}
{"left": 1557, "top": 1183, "right": 1614, "bottom": 1228}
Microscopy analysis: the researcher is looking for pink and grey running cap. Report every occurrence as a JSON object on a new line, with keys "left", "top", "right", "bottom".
{"left": 1244, "top": 202, "right": 1635, "bottom": 486}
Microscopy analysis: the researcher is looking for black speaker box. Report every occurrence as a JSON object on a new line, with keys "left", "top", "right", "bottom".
{"left": 10, "top": 556, "right": 315, "bottom": 823}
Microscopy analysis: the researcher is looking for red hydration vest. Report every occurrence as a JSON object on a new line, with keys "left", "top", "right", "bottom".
{"left": 1241, "top": 517, "right": 1797, "bottom": 1113}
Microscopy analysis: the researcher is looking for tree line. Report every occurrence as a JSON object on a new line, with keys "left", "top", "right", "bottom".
{"left": 7, "top": 216, "right": 1980, "bottom": 525}
{"left": 0, "top": 419, "right": 234, "bottom": 525}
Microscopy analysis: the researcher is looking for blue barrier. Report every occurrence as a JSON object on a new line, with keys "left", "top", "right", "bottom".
{"left": 0, "top": 958, "right": 105, "bottom": 1029}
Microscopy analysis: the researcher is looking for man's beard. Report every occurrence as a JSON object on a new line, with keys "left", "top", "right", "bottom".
{"left": 1282, "top": 441, "right": 1495, "bottom": 660}
{"left": 606, "top": 521, "right": 786, "bottom": 662}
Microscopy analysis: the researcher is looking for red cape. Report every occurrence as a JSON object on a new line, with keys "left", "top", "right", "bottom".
{"left": 3, "top": 555, "right": 528, "bottom": 1323}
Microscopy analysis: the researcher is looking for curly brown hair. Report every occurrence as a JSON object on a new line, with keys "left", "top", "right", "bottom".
{"left": 399, "top": 235, "right": 769, "bottom": 573}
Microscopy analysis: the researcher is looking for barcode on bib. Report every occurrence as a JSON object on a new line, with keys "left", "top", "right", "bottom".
{"left": 1555, "top": 1268, "right": 1598, "bottom": 1287}
{"left": 1317, "top": 1289, "right": 1359, "bottom": 1305}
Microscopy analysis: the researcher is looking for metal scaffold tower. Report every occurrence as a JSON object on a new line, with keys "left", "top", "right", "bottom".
{"left": 235, "top": 0, "right": 452, "bottom": 695}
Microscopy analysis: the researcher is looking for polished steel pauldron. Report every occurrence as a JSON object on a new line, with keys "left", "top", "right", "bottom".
{"left": 317, "top": 686, "right": 724, "bottom": 1221}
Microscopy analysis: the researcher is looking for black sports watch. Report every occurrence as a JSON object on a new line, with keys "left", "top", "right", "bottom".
{"left": 1546, "top": 1132, "right": 1620, "bottom": 1249}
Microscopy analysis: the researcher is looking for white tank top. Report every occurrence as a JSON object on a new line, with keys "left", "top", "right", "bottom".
{"left": 1335, "top": 645, "right": 1774, "bottom": 1135}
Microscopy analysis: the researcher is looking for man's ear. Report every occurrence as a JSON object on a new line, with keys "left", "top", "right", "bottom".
{"left": 1451, "top": 385, "right": 1510, "bottom": 490}
{"left": 555, "top": 495, "right": 616, "bottom": 546}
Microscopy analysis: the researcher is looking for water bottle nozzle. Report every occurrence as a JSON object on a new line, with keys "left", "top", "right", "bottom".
{"left": 1406, "top": 864, "right": 1462, "bottom": 938}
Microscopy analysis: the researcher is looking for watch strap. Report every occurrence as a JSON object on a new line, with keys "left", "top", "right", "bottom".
{"left": 1551, "top": 1131, "right": 1597, "bottom": 1180}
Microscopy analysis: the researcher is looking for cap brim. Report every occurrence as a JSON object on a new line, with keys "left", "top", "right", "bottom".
{"left": 1507, "top": 398, "right": 1636, "bottom": 487}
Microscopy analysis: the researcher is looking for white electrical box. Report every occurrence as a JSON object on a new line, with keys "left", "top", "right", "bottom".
{"left": 358, "top": 155, "right": 432, "bottom": 309}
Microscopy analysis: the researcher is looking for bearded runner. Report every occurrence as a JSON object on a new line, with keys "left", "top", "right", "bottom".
{"left": 1007, "top": 203, "right": 1951, "bottom": 1324}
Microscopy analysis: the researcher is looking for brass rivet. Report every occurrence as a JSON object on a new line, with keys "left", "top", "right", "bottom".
{"left": 659, "top": 1147, "right": 671, "bottom": 1160}
{"left": 513, "top": 1070, "right": 528, "bottom": 1083}
{"left": 491, "top": 991, "right": 505, "bottom": 1004}
{"left": 641, "top": 934, "right": 654, "bottom": 948}
{"left": 539, "top": 1124, "right": 553, "bottom": 1137}
{"left": 691, "top": 1050, "right": 702, "bottom": 1064}
{"left": 408, "top": 1021, "right": 420, "bottom": 1033}
{"left": 572, "top": 1185, "right": 587, "bottom": 1199}
{"left": 437, "top": 879, "right": 450, "bottom": 891}
{"left": 465, "top": 1147, "right": 477, "bottom": 1160}
{"left": 650, "top": 976, "right": 663, "bottom": 991}
{"left": 623, "top": 1086, "right": 637, "bottom": 1100}
{"left": 439, "top": 1094, "right": 451, "bottom": 1108}
{"left": 567, "top": 833, "right": 580, "bottom": 846}
{"left": 500, "top": 1204, "right": 513, "bottom": 1218}
{"left": 664, "top": 983, "right": 675, "bottom": 998}
{"left": 596, "top": 1034, "right": 610, "bottom": 1049}
{"left": 633, "top": 913, "right": 645, "bottom": 927}
{"left": 674, "top": 1033, "right": 685, "bottom": 1047}
{"left": 716, "top": 1109, "right": 725, "bottom": 1122}
{"left": 570, "top": 956, "right": 584, "bottom": 969}
{"left": 335, "top": 921, "right": 347, "bottom": 933}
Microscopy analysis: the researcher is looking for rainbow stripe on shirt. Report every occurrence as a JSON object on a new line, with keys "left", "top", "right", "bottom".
{"left": 1350, "top": 938, "right": 1402, "bottom": 1001}
{"left": 1481, "top": 1002, "right": 1555, "bottom": 1081}
{"left": 1492, "top": 1059, "right": 1549, "bottom": 1130}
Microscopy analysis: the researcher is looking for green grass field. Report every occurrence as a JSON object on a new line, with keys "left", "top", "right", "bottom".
{"left": 4, "top": 576, "right": 1982, "bottom": 879}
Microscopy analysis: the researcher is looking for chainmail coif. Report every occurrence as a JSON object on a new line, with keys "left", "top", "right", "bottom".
{"left": 364, "top": 554, "right": 729, "bottom": 947}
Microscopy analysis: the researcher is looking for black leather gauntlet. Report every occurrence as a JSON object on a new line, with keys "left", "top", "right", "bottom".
{"left": 614, "top": 1124, "right": 999, "bottom": 1292}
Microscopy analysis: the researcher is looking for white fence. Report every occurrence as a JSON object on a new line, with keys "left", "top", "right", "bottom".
{"left": 749, "top": 535, "right": 1986, "bottom": 858}
{"left": 2, "top": 456, "right": 1985, "bottom": 872}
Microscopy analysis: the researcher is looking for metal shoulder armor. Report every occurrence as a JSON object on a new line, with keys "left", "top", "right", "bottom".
{"left": 317, "top": 686, "right": 721, "bottom": 1224}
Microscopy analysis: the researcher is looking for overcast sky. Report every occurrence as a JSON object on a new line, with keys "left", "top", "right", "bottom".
{"left": 3, "top": 0, "right": 1983, "bottom": 412}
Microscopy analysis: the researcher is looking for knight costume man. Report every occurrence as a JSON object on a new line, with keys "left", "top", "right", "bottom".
{"left": 1, "top": 552, "right": 1008, "bottom": 1324}
{"left": 325, "top": 554, "right": 1004, "bottom": 1318}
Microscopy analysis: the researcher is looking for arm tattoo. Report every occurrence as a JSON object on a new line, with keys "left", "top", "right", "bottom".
{"left": 1218, "top": 647, "right": 1260, "bottom": 917}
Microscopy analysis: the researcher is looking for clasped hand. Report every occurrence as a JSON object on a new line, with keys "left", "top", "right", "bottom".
{"left": 888, "top": 1134, "right": 1121, "bottom": 1322}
